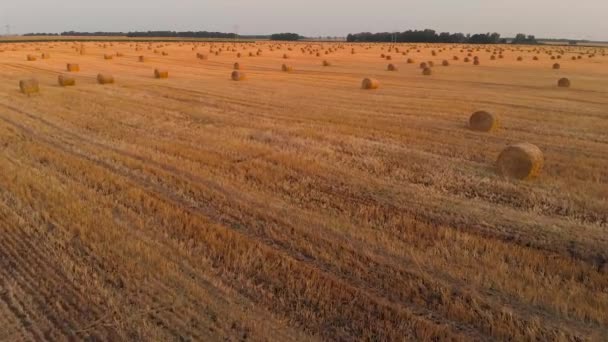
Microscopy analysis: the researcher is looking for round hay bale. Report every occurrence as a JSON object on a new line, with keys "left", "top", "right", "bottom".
{"left": 428, "top": 61, "right": 434, "bottom": 67}
{"left": 138, "top": 56, "right": 146, "bottom": 62}
{"left": 233, "top": 62, "right": 242, "bottom": 70}
{"left": 552, "top": 63, "right": 560, "bottom": 69}
{"left": 453, "top": 56, "right": 459, "bottom": 61}
{"left": 361, "top": 78, "right": 379, "bottom": 90}
{"left": 464, "top": 57, "right": 470, "bottom": 63}
{"left": 97, "top": 74, "right": 114, "bottom": 84}
{"left": 58, "top": 74, "right": 76, "bottom": 87}
{"left": 419, "top": 62, "right": 428, "bottom": 69}
{"left": 490, "top": 55, "right": 496, "bottom": 60}
{"left": 154, "top": 69, "right": 169, "bottom": 79}
{"left": 41, "top": 53, "right": 50, "bottom": 59}
{"left": 386, "top": 55, "right": 392, "bottom": 60}
{"left": 283, "top": 54, "right": 289, "bottom": 59}
{"left": 66, "top": 63, "right": 80, "bottom": 72}
{"left": 422, "top": 67, "right": 432, "bottom": 76}
{"left": 387, "top": 63, "right": 398, "bottom": 71}
{"left": 517, "top": 56, "right": 523, "bottom": 61}
{"left": 19, "top": 79, "right": 39, "bottom": 95}
{"left": 473, "top": 59, "right": 480, "bottom": 65}
{"left": 496, "top": 143, "right": 544, "bottom": 180}
{"left": 407, "top": 58, "right": 414, "bottom": 64}
{"left": 231, "top": 71, "right": 247, "bottom": 81}
{"left": 197, "top": 53, "right": 208, "bottom": 60}
{"left": 281, "top": 64, "right": 293, "bottom": 72}
{"left": 442, "top": 60, "right": 449, "bottom": 66}
{"left": 469, "top": 111, "right": 499, "bottom": 132}
{"left": 26, "top": 54, "right": 37, "bottom": 61}
{"left": 322, "top": 60, "right": 331, "bottom": 66}
{"left": 557, "top": 77, "right": 570, "bottom": 88}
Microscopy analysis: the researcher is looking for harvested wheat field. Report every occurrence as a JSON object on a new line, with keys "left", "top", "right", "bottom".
{"left": 0, "top": 40, "right": 607, "bottom": 341}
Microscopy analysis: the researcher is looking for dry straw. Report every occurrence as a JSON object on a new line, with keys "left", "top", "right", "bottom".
{"left": 154, "top": 69, "right": 169, "bottom": 79}
{"left": 469, "top": 111, "right": 499, "bottom": 132}
{"left": 19, "top": 79, "right": 39, "bottom": 95}
{"left": 97, "top": 74, "right": 114, "bottom": 84}
{"left": 231, "top": 71, "right": 247, "bottom": 81}
{"left": 496, "top": 143, "right": 544, "bottom": 180}
{"left": 58, "top": 75, "right": 76, "bottom": 87}
{"left": 361, "top": 78, "right": 379, "bottom": 89}
{"left": 67, "top": 63, "right": 80, "bottom": 72}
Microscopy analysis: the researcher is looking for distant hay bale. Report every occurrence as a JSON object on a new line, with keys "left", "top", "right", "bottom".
{"left": 104, "top": 54, "right": 113, "bottom": 60}
{"left": 233, "top": 62, "right": 242, "bottom": 70}
{"left": 231, "top": 70, "right": 247, "bottom": 81}
{"left": 517, "top": 56, "right": 523, "bottom": 61}
{"left": 154, "top": 69, "right": 169, "bottom": 79}
{"left": 453, "top": 56, "right": 459, "bottom": 61}
{"left": 557, "top": 77, "right": 570, "bottom": 88}
{"left": 197, "top": 53, "right": 208, "bottom": 60}
{"left": 281, "top": 64, "right": 293, "bottom": 72}
{"left": 386, "top": 55, "right": 392, "bottom": 60}
{"left": 283, "top": 54, "right": 289, "bottom": 59}
{"left": 442, "top": 60, "right": 449, "bottom": 66}
{"left": 463, "top": 57, "right": 470, "bottom": 63}
{"left": 361, "top": 78, "right": 379, "bottom": 90}
{"left": 387, "top": 63, "right": 398, "bottom": 71}
{"left": 490, "top": 55, "right": 496, "bottom": 60}
{"left": 552, "top": 63, "right": 560, "bottom": 69}
{"left": 97, "top": 74, "right": 114, "bottom": 84}
{"left": 473, "top": 59, "right": 480, "bottom": 65}
{"left": 19, "top": 79, "right": 39, "bottom": 95}
{"left": 138, "top": 56, "right": 146, "bottom": 62}
{"left": 407, "top": 58, "right": 414, "bottom": 64}
{"left": 322, "top": 60, "right": 331, "bottom": 66}
{"left": 26, "top": 54, "right": 37, "bottom": 61}
{"left": 162, "top": 51, "right": 169, "bottom": 56}
{"left": 58, "top": 74, "right": 76, "bottom": 86}
{"left": 41, "top": 53, "right": 50, "bottom": 59}
{"left": 419, "top": 62, "right": 428, "bottom": 69}
{"left": 422, "top": 67, "right": 432, "bottom": 76}
{"left": 496, "top": 143, "right": 544, "bottom": 180}
{"left": 116, "top": 52, "right": 124, "bottom": 57}
{"left": 469, "top": 111, "right": 499, "bottom": 132}
{"left": 533, "top": 56, "right": 539, "bottom": 60}
{"left": 66, "top": 63, "right": 80, "bottom": 72}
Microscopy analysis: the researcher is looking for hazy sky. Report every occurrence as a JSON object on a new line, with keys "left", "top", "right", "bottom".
{"left": 2, "top": 1, "right": 608, "bottom": 40}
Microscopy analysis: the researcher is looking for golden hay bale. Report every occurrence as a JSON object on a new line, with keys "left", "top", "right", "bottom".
{"left": 26, "top": 54, "right": 37, "bottom": 61}
{"left": 453, "top": 56, "right": 459, "bottom": 61}
{"left": 281, "top": 64, "right": 293, "bottom": 72}
{"left": 533, "top": 56, "right": 539, "bottom": 61}
{"left": 463, "top": 57, "right": 470, "bottom": 63}
{"left": 97, "top": 74, "right": 114, "bottom": 84}
{"left": 41, "top": 53, "right": 50, "bottom": 59}
{"left": 386, "top": 55, "right": 392, "bottom": 60}
{"left": 552, "top": 63, "right": 560, "bottom": 70}
{"left": 387, "top": 63, "right": 398, "bottom": 71}
{"left": 231, "top": 70, "right": 247, "bottom": 81}
{"left": 419, "top": 62, "right": 428, "bottom": 69}
{"left": 469, "top": 111, "right": 499, "bottom": 132}
{"left": 58, "top": 74, "right": 76, "bottom": 86}
{"left": 422, "top": 67, "right": 432, "bottom": 76}
{"left": 162, "top": 51, "right": 169, "bottom": 56}
{"left": 116, "top": 52, "right": 124, "bottom": 57}
{"left": 490, "top": 55, "right": 496, "bottom": 60}
{"left": 442, "top": 60, "right": 449, "bottom": 66}
{"left": 361, "top": 78, "right": 379, "bottom": 90}
{"left": 154, "top": 69, "right": 169, "bottom": 79}
{"left": 66, "top": 63, "right": 80, "bottom": 72}
{"left": 407, "top": 58, "right": 414, "bottom": 64}
{"left": 233, "top": 62, "right": 242, "bottom": 70}
{"left": 322, "top": 60, "right": 331, "bottom": 66}
{"left": 138, "top": 56, "right": 146, "bottom": 62}
{"left": 197, "top": 53, "right": 208, "bottom": 60}
{"left": 428, "top": 61, "right": 434, "bottom": 67}
{"left": 283, "top": 54, "right": 289, "bottom": 59}
{"left": 19, "top": 79, "right": 39, "bottom": 95}
{"left": 496, "top": 143, "right": 543, "bottom": 180}
{"left": 473, "top": 59, "right": 480, "bottom": 65}
{"left": 517, "top": 56, "right": 523, "bottom": 61}
{"left": 104, "top": 54, "right": 113, "bottom": 60}
{"left": 557, "top": 77, "right": 570, "bottom": 88}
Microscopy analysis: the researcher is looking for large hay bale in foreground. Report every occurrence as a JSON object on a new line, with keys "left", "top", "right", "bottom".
{"left": 469, "top": 111, "right": 499, "bottom": 132}
{"left": 19, "top": 79, "right": 39, "bottom": 95}
{"left": 496, "top": 143, "right": 544, "bottom": 180}
{"left": 558, "top": 78, "right": 570, "bottom": 88}
{"left": 361, "top": 78, "right": 379, "bottom": 89}
{"left": 97, "top": 74, "right": 114, "bottom": 84}
{"left": 154, "top": 69, "right": 169, "bottom": 79}
{"left": 58, "top": 74, "right": 76, "bottom": 86}
{"left": 231, "top": 71, "right": 247, "bottom": 81}
{"left": 66, "top": 63, "right": 80, "bottom": 72}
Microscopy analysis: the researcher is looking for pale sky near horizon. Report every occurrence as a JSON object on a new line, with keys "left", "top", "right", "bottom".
{"left": 1, "top": 1, "right": 607, "bottom": 40}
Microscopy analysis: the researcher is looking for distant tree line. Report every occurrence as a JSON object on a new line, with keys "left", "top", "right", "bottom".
{"left": 270, "top": 33, "right": 302, "bottom": 41}
{"left": 347, "top": 29, "right": 539, "bottom": 44}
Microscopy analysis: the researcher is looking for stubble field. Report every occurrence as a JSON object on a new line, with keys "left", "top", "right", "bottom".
{"left": 0, "top": 39, "right": 607, "bottom": 341}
